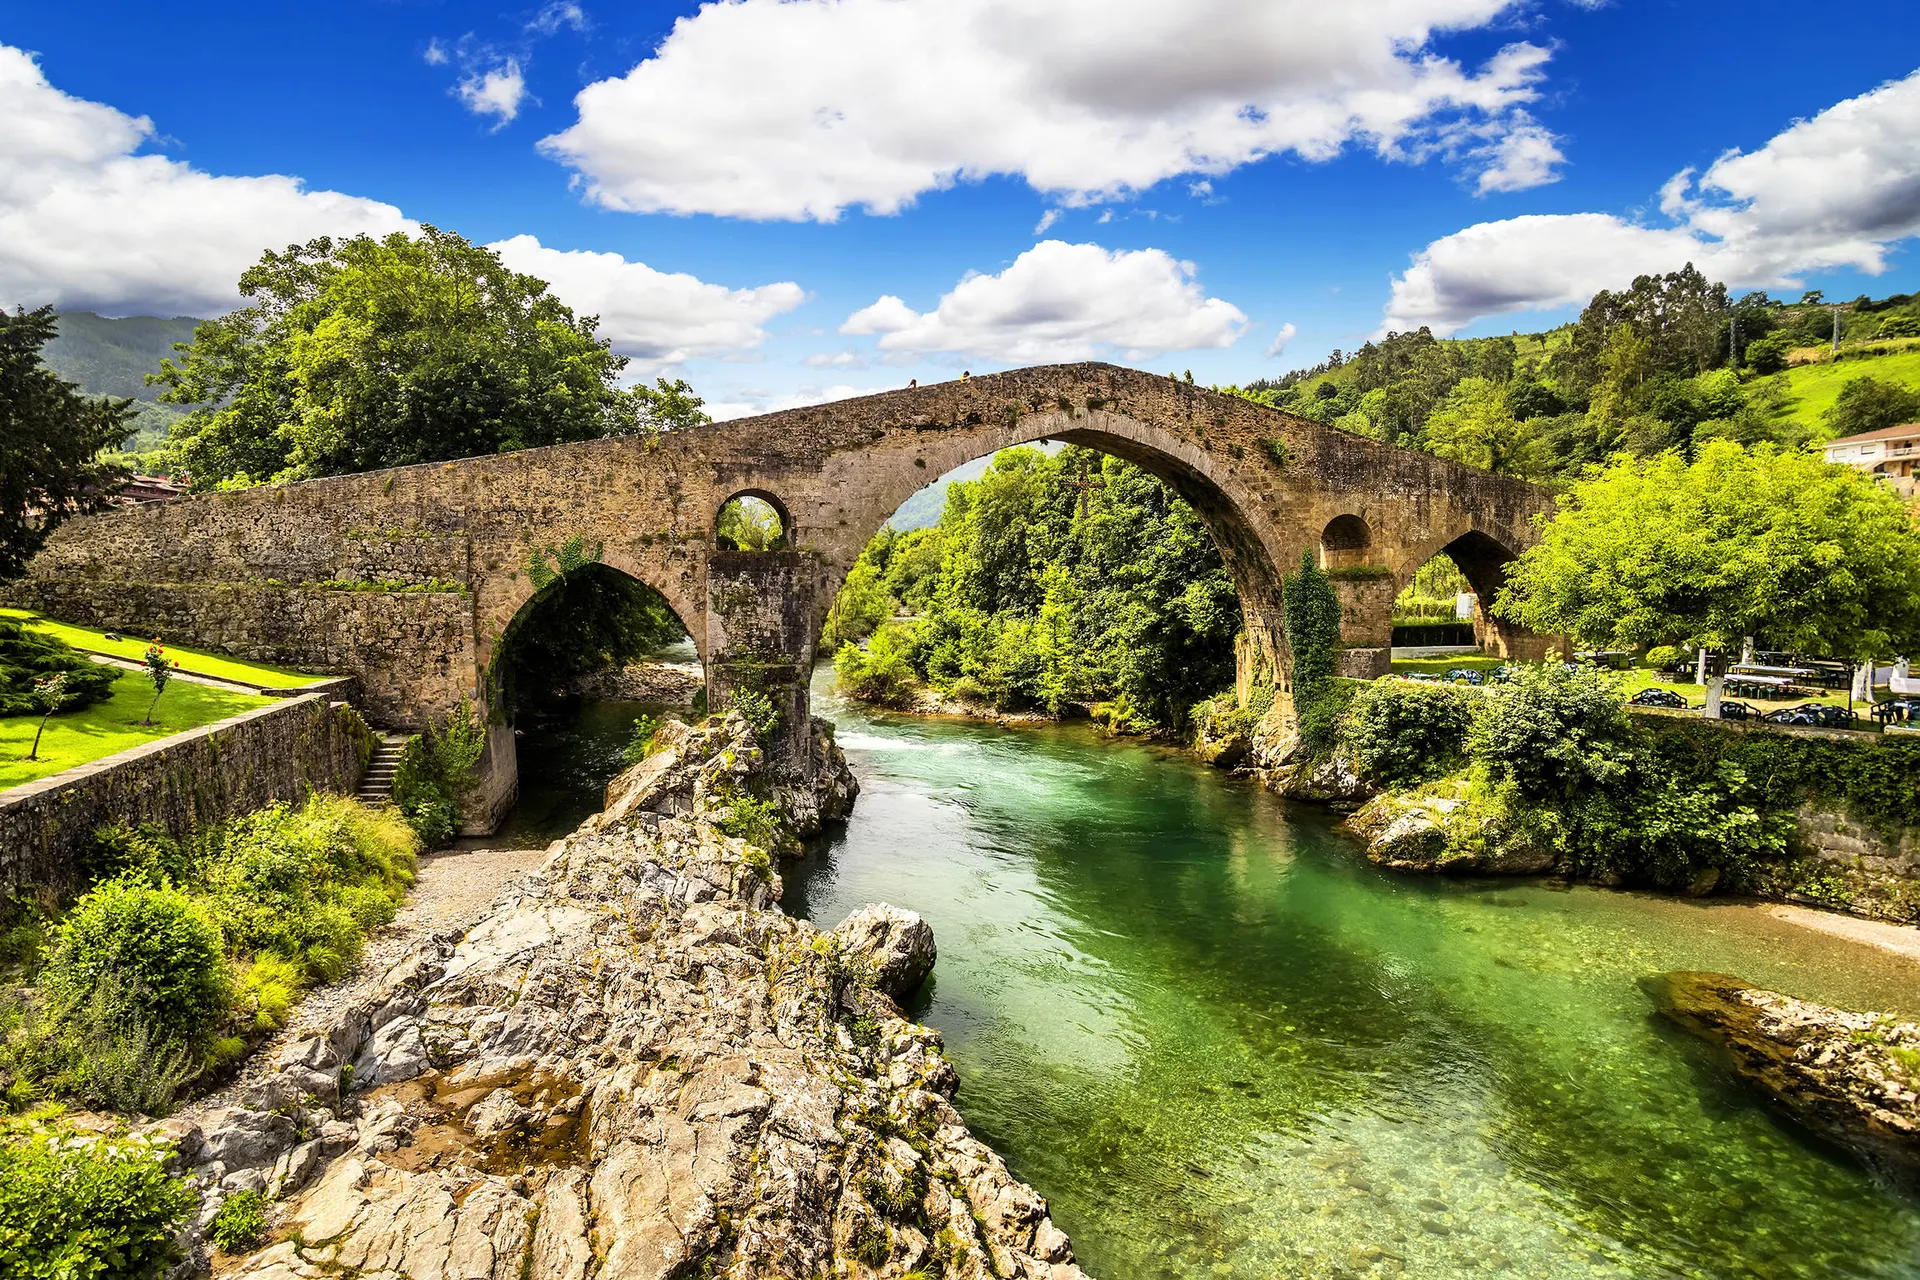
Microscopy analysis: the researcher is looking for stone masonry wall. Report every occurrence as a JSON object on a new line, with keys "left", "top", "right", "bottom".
{"left": 6, "top": 579, "right": 475, "bottom": 728}
{"left": 0, "top": 695, "right": 372, "bottom": 895}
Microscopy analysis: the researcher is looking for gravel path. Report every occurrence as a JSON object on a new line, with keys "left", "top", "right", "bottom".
{"left": 196, "top": 845, "right": 549, "bottom": 1110}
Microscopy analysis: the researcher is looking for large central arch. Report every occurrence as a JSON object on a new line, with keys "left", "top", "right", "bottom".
{"left": 9, "top": 363, "right": 1555, "bottom": 830}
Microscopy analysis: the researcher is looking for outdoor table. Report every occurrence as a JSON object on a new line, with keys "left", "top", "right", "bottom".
{"left": 1730, "top": 664, "right": 1815, "bottom": 677}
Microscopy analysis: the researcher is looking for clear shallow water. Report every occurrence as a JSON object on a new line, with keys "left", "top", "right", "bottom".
{"left": 499, "top": 682, "right": 1920, "bottom": 1278}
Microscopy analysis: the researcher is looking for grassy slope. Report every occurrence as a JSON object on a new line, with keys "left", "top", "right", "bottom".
{"left": 0, "top": 668, "right": 270, "bottom": 790}
{"left": 0, "top": 609, "right": 324, "bottom": 688}
{"left": 1772, "top": 346, "right": 1920, "bottom": 435}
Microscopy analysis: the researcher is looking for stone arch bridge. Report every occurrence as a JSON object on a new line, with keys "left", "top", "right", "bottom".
{"left": 11, "top": 364, "right": 1553, "bottom": 828}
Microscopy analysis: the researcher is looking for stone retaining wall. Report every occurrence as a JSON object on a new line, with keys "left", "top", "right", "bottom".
{"left": 5, "top": 578, "right": 474, "bottom": 727}
{"left": 0, "top": 695, "right": 373, "bottom": 895}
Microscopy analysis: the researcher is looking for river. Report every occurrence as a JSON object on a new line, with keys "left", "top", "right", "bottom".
{"left": 493, "top": 678, "right": 1920, "bottom": 1279}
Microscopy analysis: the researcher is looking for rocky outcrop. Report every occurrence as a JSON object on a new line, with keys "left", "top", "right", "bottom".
{"left": 1646, "top": 972, "right": 1920, "bottom": 1189}
{"left": 834, "top": 905, "right": 937, "bottom": 1003}
{"left": 1256, "top": 744, "right": 1376, "bottom": 812}
{"left": 1341, "top": 792, "right": 1554, "bottom": 875}
{"left": 162, "top": 713, "right": 1084, "bottom": 1280}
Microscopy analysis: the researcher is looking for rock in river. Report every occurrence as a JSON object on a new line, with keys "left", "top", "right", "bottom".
{"left": 165, "top": 713, "right": 1086, "bottom": 1279}
{"left": 1646, "top": 971, "right": 1920, "bottom": 1189}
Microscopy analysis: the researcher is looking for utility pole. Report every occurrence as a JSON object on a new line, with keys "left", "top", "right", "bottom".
{"left": 1833, "top": 304, "right": 1842, "bottom": 354}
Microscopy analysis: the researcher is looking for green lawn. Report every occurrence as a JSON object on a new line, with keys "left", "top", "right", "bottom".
{"left": 0, "top": 668, "right": 272, "bottom": 791}
{"left": 0, "top": 608, "right": 325, "bottom": 688}
{"left": 1774, "top": 346, "right": 1920, "bottom": 434}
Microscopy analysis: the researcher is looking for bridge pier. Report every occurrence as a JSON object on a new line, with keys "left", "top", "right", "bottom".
{"left": 705, "top": 550, "right": 821, "bottom": 777}
{"left": 1330, "top": 574, "right": 1394, "bottom": 679}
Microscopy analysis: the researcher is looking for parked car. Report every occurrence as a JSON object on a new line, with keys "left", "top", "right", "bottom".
{"left": 1628, "top": 687, "right": 1689, "bottom": 709}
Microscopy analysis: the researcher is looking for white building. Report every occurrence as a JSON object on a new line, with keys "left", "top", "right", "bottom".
{"left": 1821, "top": 423, "right": 1920, "bottom": 498}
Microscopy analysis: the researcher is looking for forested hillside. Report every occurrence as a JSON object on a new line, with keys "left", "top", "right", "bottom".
{"left": 40, "top": 311, "right": 205, "bottom": 454}
{"left": 1225, "top": 273, "right": 1920, "bottom": 484}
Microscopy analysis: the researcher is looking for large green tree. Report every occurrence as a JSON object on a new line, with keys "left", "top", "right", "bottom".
{"left": 155, "top": 227, "right": 680, "bottom": 487}
{"left": 1494, "top": 441, "right": 1920, "bottom": 662}
{"left": 0, "top": 307, "right": 136, "bottom": 578}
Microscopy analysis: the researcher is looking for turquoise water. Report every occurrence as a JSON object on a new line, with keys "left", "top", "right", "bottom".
{"left": 787, "top": 683, "right": 1920, "bottom": 1280}
{"left": 498, "top": 683, "right": 1920, "bottom": 1278}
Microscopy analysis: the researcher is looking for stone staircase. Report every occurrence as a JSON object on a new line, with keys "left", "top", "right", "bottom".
{"left": 355, "top": 733, "right": 409, "bottom": 804}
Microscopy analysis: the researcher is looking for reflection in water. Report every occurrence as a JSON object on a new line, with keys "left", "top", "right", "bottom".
{"left": 489, "top": 678, "right": 1920, "bottom": 1278}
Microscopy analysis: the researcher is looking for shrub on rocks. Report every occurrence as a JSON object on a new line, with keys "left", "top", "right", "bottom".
{"left": 0, "top": 1127, "right": 195, "bottom": 1280}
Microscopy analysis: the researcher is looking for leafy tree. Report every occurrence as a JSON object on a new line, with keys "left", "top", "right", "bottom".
{"left": 1423, "top": 377, "right": 1526, "bottom": 473}
{"left": 716, "top": 496, "right": 786, "bottom": 550}
{"left": 21, "top": 672, "right": 72, "bottom": 762}
{"left": 625, "top": 376, "right": 712, "bottom": 435}
{"left": 155, "top": 227, "right": 636, "bottom": 487}
{"left": 1823, "top": 376, "right": 1920, "bottom": 439}
{"left": 139, "top": 644, "right": 177, "bottom": 726}
{"left": 0, "top": 307, "right": 136, "bottom": 578}
{"left": 1495, "top": 441, "right": 1920, "bottom": 662}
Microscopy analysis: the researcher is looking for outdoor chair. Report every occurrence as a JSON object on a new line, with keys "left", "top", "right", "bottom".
{"left": 1718, "top": 701, "right": 1754, "bottom": 721}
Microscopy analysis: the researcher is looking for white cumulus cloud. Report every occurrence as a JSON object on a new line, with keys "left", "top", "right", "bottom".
{"left": 0, "top": 44, "right": 412, "bottom": 316}
{"left": 0, "top": 45, "right": 809, "bottom": 372}
{"left": 457, "top": 58, "right": 528, "bottom": 127}
{"left": 839, "top": 240, "right": 1247, "bottom": 363}
{"left": 1266, "top": 322, "right": 1299, "bottom": 358}
{"left": 541, "top": 0, "right": 1562, "bottom": 221}
{"left": 1385, "top": 68, "right": 1920, "bottom": 334}
{"left": 488, "top": 235, "right": 806, "bottom": 365}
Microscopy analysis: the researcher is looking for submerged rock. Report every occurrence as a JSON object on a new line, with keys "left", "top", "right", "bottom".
{"left": 165, "top": 712, "right": 1082, "bottom": 1279}
{"left": 1646, "top": 972, "right": 1920, "bottom": 1188}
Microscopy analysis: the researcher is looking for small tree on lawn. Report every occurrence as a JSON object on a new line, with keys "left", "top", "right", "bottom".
{"left": 141, "top": 643, "right": 179, "bottom": 726}
{"left": 20, "top": 671, "right": 71, "bottom": 760}
{"left": 1494, "top": 441, "right": 1920, "bottom": 714}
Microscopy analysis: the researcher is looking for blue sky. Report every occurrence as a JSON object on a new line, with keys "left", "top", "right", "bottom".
{"left": 4, "top": 1, "right": 1918, "bottom": 418}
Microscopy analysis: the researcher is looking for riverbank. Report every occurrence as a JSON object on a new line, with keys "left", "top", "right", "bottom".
{"left": 158, "top": 714, "right": 1089, "bottom": 1279}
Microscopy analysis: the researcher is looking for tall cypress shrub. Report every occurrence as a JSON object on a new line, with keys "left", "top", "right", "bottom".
{"left": 1283, "top": 551, "right": 1344, "bottom": 745}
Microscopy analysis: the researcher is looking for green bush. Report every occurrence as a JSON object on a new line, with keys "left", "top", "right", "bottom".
{"left": 729, "top": 683, "right": 782, "bottom": 742}
{"left": 208, "top": 1188, "right": 269, "bottom": 1253}
{"left": 390, "top": 702, "right": 486, "bottom": 848}
{"left": 0, "top": 1129, "right": 195, "bottom": 1280}
{"left": 717, "top": 793, "right": 788, "bottom": 855}
{"left": 41, "top": 879, "right": 228, "bottom": 1035}
{"left": 1341, "top": 681, "right": 1474, "bottom": 785}
{"left": 1468, "top": 664, "right": 1639, "bottom": 808}
{"left": 1644, "top": 645, "right": 1685, "bottom": 671}
{"left": 0, "top": 620, "right": 118, "bottom": 716}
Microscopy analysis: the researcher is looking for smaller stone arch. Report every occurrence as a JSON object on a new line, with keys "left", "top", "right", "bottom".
{"left": 1319, "top": 514, "right": 1375, "bottom": 571}
{"left": 714, "top": 489, "right": 793, "bottom": 551}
